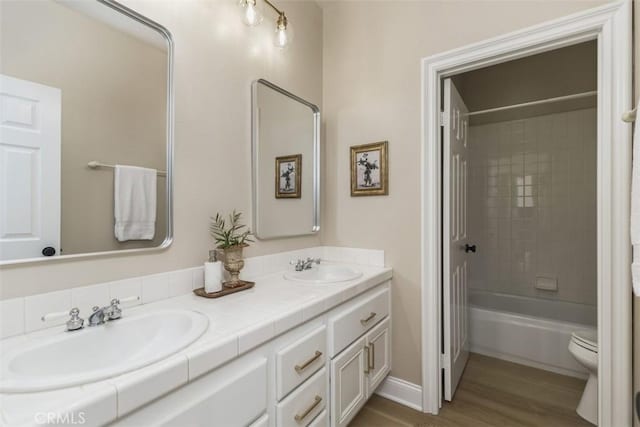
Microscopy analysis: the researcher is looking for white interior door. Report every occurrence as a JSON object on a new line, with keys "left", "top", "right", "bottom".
{"left": 0, "top": 74, "right": 61, "bottom": 261}
{"left": 442, "top": 78, "right": 470, "bottom": 401}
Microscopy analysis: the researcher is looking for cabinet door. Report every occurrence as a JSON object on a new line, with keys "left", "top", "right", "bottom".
{"left": 330, "top": 337, "right": 367, "bottom": 427}
{"left": 114, "top": 358, "right": 267, "bottom": 427}
{"left": 250, "top": 414, "right": 269, "bottom": 427}
{"left": 366, "top": 317, "right": 391, "bottom": 395}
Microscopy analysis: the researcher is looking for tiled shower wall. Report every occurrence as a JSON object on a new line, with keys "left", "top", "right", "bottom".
{"left": 467, "top": 108, "right": 597, "bottom": 307}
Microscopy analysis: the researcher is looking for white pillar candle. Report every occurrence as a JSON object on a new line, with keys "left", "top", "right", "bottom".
{"left": 204, "top": 261, "right": 222, "bottom": 293}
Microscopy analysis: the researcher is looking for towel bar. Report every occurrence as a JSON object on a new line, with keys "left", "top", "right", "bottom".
{"left": 87, "top": 161, "right": 167, "bottom": 177}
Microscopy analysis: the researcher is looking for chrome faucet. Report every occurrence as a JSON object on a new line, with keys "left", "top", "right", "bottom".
{"left": 88, "top": 299, "right": 122, "bottom": 327}
{"left": 291, "top": 257, "right": 321, "bottom": 272}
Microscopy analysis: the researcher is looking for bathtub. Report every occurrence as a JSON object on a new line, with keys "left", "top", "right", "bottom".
{"left": 469, "top": 290, "right": 596, "bottom": 379}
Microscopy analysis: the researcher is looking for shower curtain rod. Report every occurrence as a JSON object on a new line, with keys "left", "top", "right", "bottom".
{"left": 467, "top": 90, "right": 597, "bottom": 117}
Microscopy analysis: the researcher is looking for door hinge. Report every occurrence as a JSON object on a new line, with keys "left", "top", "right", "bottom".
{"left": 439, "top": 111, "right": 447, "bottom": 127}
{"left": 440, "top": 354, "right": 450, "bottom": 370}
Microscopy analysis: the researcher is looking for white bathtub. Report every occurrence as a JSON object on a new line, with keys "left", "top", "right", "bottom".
{"left": 469, "top": 290, "right": 596, "bottom": 379}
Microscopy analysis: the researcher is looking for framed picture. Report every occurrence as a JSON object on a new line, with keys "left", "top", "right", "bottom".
{"left": 351, "top": 141, "right": 388, "bottom": 196}
{"left": 275, "top": 154, "right": 302, "bottom": 199}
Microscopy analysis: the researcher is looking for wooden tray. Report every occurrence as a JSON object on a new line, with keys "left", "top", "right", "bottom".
{"left": 193, "top": 281, "right": 255, "bottom": 299}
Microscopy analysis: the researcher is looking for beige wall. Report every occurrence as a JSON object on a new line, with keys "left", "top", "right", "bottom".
{"left": 322, "top": 0, "right": 609, "bottom": 385}
{"left": 1, "top": 0, "right": 168, "bottom": 255}
{"left": 0, "top": 0, "right": 323, "bottom": 299}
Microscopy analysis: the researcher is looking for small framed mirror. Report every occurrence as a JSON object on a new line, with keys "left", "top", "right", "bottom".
{"left": 0, "top": 0, "right": 173, "bottom": 264}
{"left": 251, "top": 79, "right": 320, "bottom": 239}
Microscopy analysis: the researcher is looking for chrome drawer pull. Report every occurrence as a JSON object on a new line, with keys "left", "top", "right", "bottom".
{"left": 360, "top": 312, "right": 377, "bottom": 325}
{"left": 294, "top": 350, "right": 323, "bottom": 373}
{"left": 294, "top": 395, "right": 322, "bottom": 422}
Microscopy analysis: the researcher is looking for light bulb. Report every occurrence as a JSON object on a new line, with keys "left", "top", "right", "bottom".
{"left": 240, "top": 0, "right": 262, "bottom": 27}
{"left": 274, "top": 13, "right": 291, "bottom": 48}
{"left": 276, "top": 27, "right": 288, "bottom": 48}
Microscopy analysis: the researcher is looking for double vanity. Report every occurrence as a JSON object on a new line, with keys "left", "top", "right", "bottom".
{"left": 0, "top": 255, "right": 392, "bottom": 427}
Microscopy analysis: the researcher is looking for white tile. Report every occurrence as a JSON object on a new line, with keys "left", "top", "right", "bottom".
{"left": 237, "top": 321, "right": 275, "bottom": 353}
{"left": 25, "top": 290, "right": 71, "bottom": 332}
{"left": 261, "top": 254, "right": 279, "bottom": 275}
{"left": 274, "top": 309, "right": 303, "bottom": 335}
{"left": 302, "top": 298, "right": 325, "bottom": 321}
{"left": 64, "top": 383, "right": 118, "bottom": 427}
{"left": 109, "top": 278, "right": 142, "bottom": 307}
{"left": 0, "top": 298, "right": 24, "bottom": 338}
{"left": 368, "top": 250, "right": 385, "bottom": 267}
{"left": 353, "top": 249, "right": 369, "bottom": 266}
{"left": 241, "top": 256, "right": 264, "bottom": 281}
{"left": 72, "top": 283, "right": 110, "bottom": 317}
{"left": 191, "top": 266, "right": 205, "bottom": 290}
{"left": 141, "top": 273, "right": 169, "bottom": 304}
{"left": 111, "top": 355, "right": 188, "bottom": 417}
{"left": 169, "top": 269, "right": 193, "bottom": 297}
{"left": 187, "top": 335, "right": 238, "bottom": 380}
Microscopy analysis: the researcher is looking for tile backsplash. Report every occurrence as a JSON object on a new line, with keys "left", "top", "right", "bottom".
{"left": 0, "top": 246, "right": 384, "bottom": 339}
{"left": 467, "top": 108, "right": 597, "bottom": 307}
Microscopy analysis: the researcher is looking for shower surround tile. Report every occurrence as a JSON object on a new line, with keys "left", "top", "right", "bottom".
{"left": 468, "top": 108, "right": 597, "bottom": 307}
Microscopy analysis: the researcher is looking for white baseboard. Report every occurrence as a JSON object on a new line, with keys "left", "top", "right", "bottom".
{"left": 374, "top": 375, "right": 423, "bottom": 412}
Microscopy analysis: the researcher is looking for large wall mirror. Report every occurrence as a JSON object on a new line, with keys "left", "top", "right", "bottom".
{"left": 252, "top": 79, "right": 320, "bottom": 239}
{"left": 0, "top": 0, "right": 173, "bottom": 264}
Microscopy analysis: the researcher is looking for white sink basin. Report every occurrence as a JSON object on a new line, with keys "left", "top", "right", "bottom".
{"left": 0, "top": 309, "right": 209, "bottom": 393}
{"left": 284, "top": 265, "right": 363, "bottom": 284}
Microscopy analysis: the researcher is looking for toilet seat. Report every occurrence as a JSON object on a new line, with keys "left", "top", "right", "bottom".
{"left": 571, "top": 330, "right": 598, "bottom": 353}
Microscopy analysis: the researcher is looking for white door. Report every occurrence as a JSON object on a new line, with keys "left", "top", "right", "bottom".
{"left": 442, "top": 78, "right": 470, "bottom": 401}
{"left": 0, "top": 74, "right": 61, "bottom": 261}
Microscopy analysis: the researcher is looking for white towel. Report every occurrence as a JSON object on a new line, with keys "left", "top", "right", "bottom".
{"left": 114, "top": 165, "right": 157, "bottom": 242}
{"left": 631, "top": 101, "right": 640, "bottom": 295}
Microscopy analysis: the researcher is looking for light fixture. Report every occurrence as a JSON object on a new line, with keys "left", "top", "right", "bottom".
{"left": 239, "top": 0, "right": 263, "bottom": 27}
{"left": 241, "top": 0, "right": 292, "bottom": 49}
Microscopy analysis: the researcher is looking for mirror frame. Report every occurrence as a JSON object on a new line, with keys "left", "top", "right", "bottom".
{"left": 1, "top": 0, "right": 174, "bottom": 265}
{"left": 251, "top": 79, "right": 320, "bottom": 239}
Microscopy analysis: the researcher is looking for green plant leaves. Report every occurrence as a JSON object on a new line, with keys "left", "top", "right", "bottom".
{"left": 209, "top": 210, "right": 254, "bottom": 249}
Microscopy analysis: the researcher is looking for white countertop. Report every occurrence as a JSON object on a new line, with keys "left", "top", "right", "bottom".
{"left": 0, "top": 263, "right": 392, "bottom": 427}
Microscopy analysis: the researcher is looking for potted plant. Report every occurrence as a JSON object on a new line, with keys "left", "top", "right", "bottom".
{"left": 209, "top": 210, "right": 254, "bottom": 287}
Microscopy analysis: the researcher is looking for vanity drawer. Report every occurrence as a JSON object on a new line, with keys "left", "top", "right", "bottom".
{"left": 277, "top": 325, "right": 326, "bottom": 400}
{"left": 276, "top": 367, "right": 327, "bottom": 427}
{"left": 308, "top": 410, "right": 328, "bottom": 427}
{"left": 328, "top": 286, "right": 390, "bottom": 357}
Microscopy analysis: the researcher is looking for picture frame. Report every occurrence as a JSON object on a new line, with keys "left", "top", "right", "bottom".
{"left": 351, "top": 141, "right": 388, "bottom": 196}
{"left": 275, "top": 154, "right": 302, "bottom": 199}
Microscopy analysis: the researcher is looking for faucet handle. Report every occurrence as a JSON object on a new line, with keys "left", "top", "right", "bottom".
{"left": 66, "top": 308, "right": 84, "bottom": 331}
{"left": 107, "top": 298, "right": 122, "bottom": 320}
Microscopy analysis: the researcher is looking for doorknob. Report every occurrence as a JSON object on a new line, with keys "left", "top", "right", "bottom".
{"left": 42, "top": 246, "right": 56, "bottom": 257}
{"left": 464, "top": 244, "right": 476, "bottom": 253}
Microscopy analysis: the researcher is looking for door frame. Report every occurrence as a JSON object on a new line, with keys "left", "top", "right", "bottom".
{"left": 420, "top": 1, "right": 632, "bottom": 425}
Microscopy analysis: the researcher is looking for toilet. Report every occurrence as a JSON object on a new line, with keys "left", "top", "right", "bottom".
{"left": 568, "top": 329, "right": 598, "bottom": 425}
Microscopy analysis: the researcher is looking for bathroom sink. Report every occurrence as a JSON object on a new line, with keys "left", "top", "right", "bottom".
{"left": 284, "top": 264, "right": 363, "bottom": 284}
{"left": 0, "top": 309, "right": 209, "bottom": 393}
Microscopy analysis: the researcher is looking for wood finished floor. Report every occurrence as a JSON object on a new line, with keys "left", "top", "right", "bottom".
{"left": 349, "top": 353, "right": 592, "bottom": 427}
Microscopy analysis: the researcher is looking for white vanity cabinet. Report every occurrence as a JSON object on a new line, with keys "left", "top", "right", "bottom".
{"left": 328, "top": 287, "right": 392, "bottom": 427}
{"left": 113, "top": 357, "right": 268, "bottom": 427}
{"left": 108, "top": 281, "right": 391, "bottom": 427}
